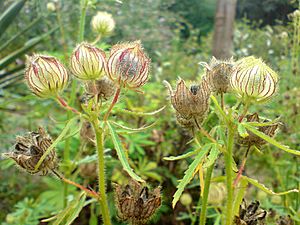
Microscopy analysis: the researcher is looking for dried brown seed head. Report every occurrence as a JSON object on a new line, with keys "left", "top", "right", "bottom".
{"left": 114, "top": 180, "right": 161, "bottom": 224}
{"left": 164, "top": 78, "right": 211, "bottom": 128}
{"left": 3, "top": 127, "right": 58, "bottom": 175}
{"left": 234, "top": 200, "right": 267, "bottom": 225}
{"left": 84, "top": 76, "right": 116, "bottom": 101}
{"left": 200, "top": 57, "right": 234, "bottom": 94}
{"left": 80, "top": 121, "right": 95, "bottom": 144}
{"left": 238, "top": 113, "right": 280, "bottom": 147}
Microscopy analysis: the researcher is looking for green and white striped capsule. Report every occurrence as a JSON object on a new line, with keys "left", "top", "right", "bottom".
{"left": 70, "top": 42, "right": 106, "bottom": 80}
{"left": 230, "top": 56, "right": 278, "bottom": 103}
{"left": 25, "top": 55, "right": 69, "bottom": 98}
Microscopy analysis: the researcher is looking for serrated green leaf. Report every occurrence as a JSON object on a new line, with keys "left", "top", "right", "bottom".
{"left": 242, "top": 176, "right": 299, "bottom": 195}
{"left": 110, "top": 120, "right": 157, "bottom": 132}
{"left": 106, "top": 121, "right": 144, "bottom": 182}
{"left": 117, "top": 105, "right": 166, "bottom": 116}
{"left": 237, "top": 123, "right": 249, "bottom": 138}
{"left": 172, "top": 144, "right": 210, "bottom": 208}
{"left": 243, "top": 123, "right": 300, "bottom": 156}
{"left": 34, "top": 116, "right": 79, "bottom": 171}
{"left": 203, "top": 144, "right": 220, "bottom": 168}
{"left": 163, "top": 148, "right": 201, "bottom": 161}
{"left": 0, "top": 0, "right": 26, "bottom": 37}
{"left": 233, "top": 179, "right": 248, "bottom": 216}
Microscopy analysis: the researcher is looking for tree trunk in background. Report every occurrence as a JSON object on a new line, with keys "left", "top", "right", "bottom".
{"left": 212, "top": 0, "right": 237, "bottom": 59}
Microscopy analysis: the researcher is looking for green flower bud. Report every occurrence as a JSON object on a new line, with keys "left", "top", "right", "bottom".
{"left": 91, "top": 11, "right": 115, "bottom": 36}
{"left": 107, "top": 41, "right": 151, "bottom": 89}
{"left": 70, "top": 42, "right": 106, "bottom": 80}
{"left": 25, "top": 55, "right": 69, "bottom": 98}
{"left": 230, "top": 56, "right": 278, "bottom": 103}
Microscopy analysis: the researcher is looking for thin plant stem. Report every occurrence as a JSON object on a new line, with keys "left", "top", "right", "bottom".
{"left": 78, "top": 0, "right": 88, "bottom": 42}
{"left": 91, "top": 119, "right": 112, "bottom": 225}
{"left": 52, "top": 169, "right": 99, "bottom": 199}
{"left": 56, "top": 96, "right": 80, "bottom": 115}
{"left": 103, "top": 87, "right": 121, "bottom": 121}
{"left": 233, "top": 145, "right": 251, "bottom": 187}
{"left": 56, "top": 2, "right": 68, "bottom": 61}
{"left": 238, "top": 101, "right": 249, "bottom": 123}
{"left": 92, "top": 34, "right": 102, "bottom": 45}
{"left": 224, "top": 126, "right": 235, "bottom": 225}
{"left": 199, "top": 163, "right": 215, "bottom": 225}
{"left": 220, "top": 92, "right": 224, "bottom": 110}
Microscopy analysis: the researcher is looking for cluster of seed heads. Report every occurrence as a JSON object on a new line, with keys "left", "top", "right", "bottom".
{"left": 3, "top": 127, "right": 57, "bottom": 175}
{"left": 114, "top": 180, "right": 161, "bottom": 224}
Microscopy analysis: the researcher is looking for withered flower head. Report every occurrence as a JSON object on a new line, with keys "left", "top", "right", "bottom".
{"left": 234, "top": 200, "right": 267, "bottom": 225}
{"left": 80, "top": 121, "right": 95, "bottom": 144}
{"left": 84, "top": 76, "right": 116, "bottom": 101}
{"left": 114, "top": 180, "right": 161, "bottom": 224}
{"left": 107, "top": 41, "right": 151, "bottom": 89}
{"left": 230, "top": 56, "right": 278, "bottom": 103}
{"left": 239, "top": 113, "right": 280, "bottom": 147}
{"left": 3, "top": 127, "right": 58, "bottom": 175}
{"left": 200, "top": 57, "right": 234, "bottom": 93}
{"left": 25, "top": 54, "right": 69, "bottom": 98}
{"left": 164, "top": 78, "right": 211, "bottom": 128}
{"left": 70, "top": 42, "right": 106, "bottom": 80}
{"left": 276, "top": 215, "right": 294, "bottom": 225}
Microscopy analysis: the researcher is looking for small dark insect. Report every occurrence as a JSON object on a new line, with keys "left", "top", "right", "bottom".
{"left": 190, "top": 85, "right": 200, "bottom": 95}
{"left": 234, "top": 200, "right": 267, "bottom": 225}
{"left": 114, "top": 180, "right": 161, "bottom": 224}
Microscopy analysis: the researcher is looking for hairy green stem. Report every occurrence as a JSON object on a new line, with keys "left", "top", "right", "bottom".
{"left": 91, "top": 119, "right": 112, "bottom": 225}
{"left": 224, "top": 126, "right": 235, "bottom": 225}
{"left": 78, "top": 0, "right": 88, "bottom": 42}
{"left": 199, "top": 163, "right": 214, "bottom": 225}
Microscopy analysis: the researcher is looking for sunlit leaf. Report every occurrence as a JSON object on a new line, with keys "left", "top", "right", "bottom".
{"left": 243, "top": 123, "right": 300, "bottom": 156}
{"left": 164, "top": 148, "right": 201, "bottom": 161}
{"left": 106, "top": 121, "right": 144, "bottom": 182}
{"left": 237, "top": 123, "right": 248, "bottom": 138}
{"left": 203, "top": 144, "right": 220, "bottom": 168}
{"left": 242, "top": 176, "right": 299, "bottom": 195}
{"left": 117, "top": 105, "right": 166, "bottom": 116}
{"left": 172, "top": 144, "right": 210, "bottom": 208}
{"left": 110, "top": 120, "right": 157, "bottom": 132}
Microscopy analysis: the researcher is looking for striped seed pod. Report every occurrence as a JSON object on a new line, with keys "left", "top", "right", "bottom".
{"left": 107, "top": 41, "right": 150, "bottom": 89}
{"left": 70, "top": 42, "right": 106, "bottom": 80}
{"left": 230, "top": 56, "right": 278, "bottom": 103}
{"left": 3, "top": 127, "right": 58, "bottom": 175}
{"left": 114, "top": 180, "right": 161, "bottom": 224}
{"left": 91, "top": 11, "right": 115, "bottom": 36}
{"left": 25, "top": 55, "right": 69, "bottom": 98}
{"left": 164, "top": 78, "right": 211, "bottom": 127}
{"left": 200, "top": 57, "right": 234, "bottom": 94}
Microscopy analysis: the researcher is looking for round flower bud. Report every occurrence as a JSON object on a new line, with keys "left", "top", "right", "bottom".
{"left": 25, "top": 55, "right": 69, "bottom": 98}
{"left": 47, "top": 2, "right": 56, "bottom": 12}
{"left": 230, "top": 56, "right": 278, "bottom": 103}
{"left": 70, "top": 42, "right": 106, "bottom": 80}
{"left": 180, "top": 193, "right": 192, "bottom": 206}
{"left": 91, "top": 11, "right": 115, "bottom": 36}
{"left": 208, "top": 183, "right": 226, "bottom": 205}
{"left": 107, "top": 41, "right": 151, "bottom": 89}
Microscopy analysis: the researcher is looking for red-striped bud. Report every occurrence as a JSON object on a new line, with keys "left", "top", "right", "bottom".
{"left": 70, "top": 42, "right": 106, "bottom": 80}
{"left": 25, "top": 55, "right": 69, "bottom": 98}
{"left": 107, "top": 41, "right": 150, "bottom": 89}
{"left": 230, "top": 56, "right": 278, "bottom": 103}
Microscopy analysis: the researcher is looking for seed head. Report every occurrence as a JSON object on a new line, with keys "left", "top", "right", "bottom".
{"left": 200, "top": 57, "right": 234, "bottom": 93}
{"left": 3, "top": 127, "right": 58, "bottom": 175}
{"left": 84, "top": 76, "right": 116, "bottom": 100}
{"left": 234, "top": 200, "right": 267, "bottom": 225}
{"left": 238, "top": 113, "right": 280, "bottom": 147}
{"left": 91, "top": 11, "right": 115, "bottom": 36}
{"left": 107, "top": 41, "right": 151, "bottom": 89}
{"left": 164, "top": 78, "right": 211, "bottom": 127}
{"left": 70, "top": 42, "right": 106, "bottom": 80}
{"left": 114, "top": 180, "right": 161, "bottom": 224}
{"left": 25, "top": 55, "right": 69, "bottom": 98}
{"left": 230, "top": 56, "right": 278, "bottom": 103}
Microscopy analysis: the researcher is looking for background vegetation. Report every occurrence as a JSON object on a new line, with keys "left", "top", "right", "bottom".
{"left": 0, "top": 0, "right": 299, "bottom": 224}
